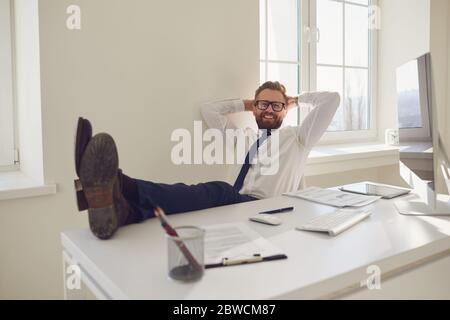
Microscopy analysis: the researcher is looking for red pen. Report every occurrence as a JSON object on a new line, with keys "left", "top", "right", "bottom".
{"left": 154, "top": 207, "right": 202, "bottom": 270}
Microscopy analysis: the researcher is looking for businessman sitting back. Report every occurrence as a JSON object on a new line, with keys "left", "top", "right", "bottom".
{"left": 74, "top": 81, "right": 340, "bottom": 239}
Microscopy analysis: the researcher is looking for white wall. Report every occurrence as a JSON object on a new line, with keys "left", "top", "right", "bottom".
{"left": 38, "top": 0, "right": 260, "bottom": 186}
{"left": 429, "top": 0, "right": 450, "bottom": 148}
{"left": 429, "top": 0, "right": 449, "bottom": 193}
{"left": 448, "top": 1, "right": 450, "bottom": 147}
{"left": 446, "top": 1, "right": 450, "bottom": 148}
{"left": 377, "top": 0, "right": 431, "bottom": 143}
{"left": 0, "top": 0, "right": 259, "bottom": 299}
{"left": 377, "top": 0, "right": 450, "bottom": 193}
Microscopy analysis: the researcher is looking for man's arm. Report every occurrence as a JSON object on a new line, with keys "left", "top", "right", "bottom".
{"left": 201, "top": 99, "right": 254, "bottom": 132}
{"left": 295, "top": 92, "right": 340, "bottom": 149}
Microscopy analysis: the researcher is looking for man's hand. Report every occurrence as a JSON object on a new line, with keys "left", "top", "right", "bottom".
{"left": 244, "top": 100, "right": 255, "bottom": 112}
{"left": 286, "top": 96, "right": 299, "bottom": 111}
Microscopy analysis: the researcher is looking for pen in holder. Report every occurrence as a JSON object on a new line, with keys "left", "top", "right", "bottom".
{"left": 154, "top": 207, "right": 205, "bottom": 282}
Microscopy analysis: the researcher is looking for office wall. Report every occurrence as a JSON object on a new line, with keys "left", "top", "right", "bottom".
{"left": 448, "top": 2, "right": 450, "bottom": 148}
{"left": 429, "top": 0, "right": 450, "bottom": 151}
{"left": 377, "top": 0, "right": 430, "bottom": 142}
{"left": 429, "top": 0, "right": 449, "bottom": 193}
{"left": 0, "top": 0, "right": 259, "bottom": 299}
{"left": 378, "top": 0, "right": 450, "bottom": 151}
{"left": 431, "top": 0, "right": 450, "bottom": 146}
{"left": 378, "top": 0, "right": 450, "bottom": 193}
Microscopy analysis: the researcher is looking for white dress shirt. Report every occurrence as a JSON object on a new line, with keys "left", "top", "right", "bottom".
{"left": 201, "top": 92, "right": 340, "bottom": 199}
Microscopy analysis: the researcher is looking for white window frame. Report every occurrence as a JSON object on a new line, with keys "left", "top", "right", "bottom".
{"left": 0, "top": 0, "right": 16, "bottom": 168}
{"left": 260, "top": 0, "right": 378, "bottom": 144}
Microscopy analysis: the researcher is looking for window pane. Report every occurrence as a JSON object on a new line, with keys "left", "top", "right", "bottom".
{"left": 267, "top": 62, "right": 299, "bottom": 126}
{"left": 317, "top": 0, "right": 343, "bottom": 65}
{"left": 267, "top": 63, "right": 298, "bottom": 94}
{"left": 345, "top": 68, "right": 369, "bottom": 131}
{"left": 347, "top": 0, "right": 369, "bottom": 5}
{"left": 260, "top": 0, "right": 266, "bottom": 60}
{"left": 317, "top": 66, "right": 344, "bottom": 131}
{"left": 267, "top": 63, "right": 300, "bottom": 126}
{"left": 345, "top": 4, "right": 369, "bottom": 67}
{"left": 260, "top": 62, "right": 267, "bottom": 84}
{"left": 267, "top": 0, "right": 299, "bottom": 61}
{"left": 397, "top": 60, "right": 422, "bottom": 129}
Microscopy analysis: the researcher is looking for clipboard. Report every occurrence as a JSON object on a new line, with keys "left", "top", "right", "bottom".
{"left": 202, "top": 223, "right": 287, "bottom": 269}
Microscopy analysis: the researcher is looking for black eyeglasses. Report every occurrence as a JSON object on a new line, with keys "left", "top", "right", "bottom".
{"left": 255, "top": 100, "right": 286, "bottom": 112}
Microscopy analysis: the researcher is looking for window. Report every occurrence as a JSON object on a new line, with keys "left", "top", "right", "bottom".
{"left": 260, "top": 0, "right": 303, "bottom": 127}
{"left": 397, "top": 59, "right": 426, "bottom": 129}
{"left": 260, "top": 0, "right": 377, "bottom": 141}
{"left": 397, "top": 56, "right": 432, "bottom": 141}
{"left": 0, "top": 0, "right": 15, "bottom": 167}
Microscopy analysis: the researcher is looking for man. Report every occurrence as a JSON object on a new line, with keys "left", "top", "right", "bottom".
{"left": 74, "top": 81, "right": 339, "bottom": 239}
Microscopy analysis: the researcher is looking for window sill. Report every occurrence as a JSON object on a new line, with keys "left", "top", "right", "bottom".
{"left": 0, "top": 171, "right": 57, "bottom": 201}
{"left": 305, "top": 142, "right": 399, "bottom": 176}
{"left": 0, "top": 143, "right": 397, "bottom": 199}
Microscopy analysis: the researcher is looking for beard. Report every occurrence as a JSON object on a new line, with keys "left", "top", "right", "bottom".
{"left": 255, "top": 113, "right": 283, "bottom": 130}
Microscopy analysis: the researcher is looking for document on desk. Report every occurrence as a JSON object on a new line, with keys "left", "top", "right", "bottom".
{"left": 202, "top": 223, "right": 284, "bottom": 265}
{"left": 284, "top": 187, "right": 381, "bottom": 208}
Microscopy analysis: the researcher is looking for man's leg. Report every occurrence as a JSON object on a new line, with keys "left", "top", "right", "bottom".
{"left": 120, "top": 175, "right": 257, "bottom": 223}
{"left": 75, "top": 123, "right": 257, "bottom": 239}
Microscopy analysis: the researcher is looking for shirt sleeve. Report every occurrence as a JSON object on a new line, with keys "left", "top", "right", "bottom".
{"left": 201, "top": 99, "right": 245, "bottom": 133}
{"left": 295, "top": 92, "right": 340, "bottom": 149}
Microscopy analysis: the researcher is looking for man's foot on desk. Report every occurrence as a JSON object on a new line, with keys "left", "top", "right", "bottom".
{"left": 79, "top": 133, "right": 131, "bottom": 240}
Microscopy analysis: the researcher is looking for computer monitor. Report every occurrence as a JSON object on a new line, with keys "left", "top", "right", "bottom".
{"left": 395, "top": 53, "right": 450, "bottom": 216}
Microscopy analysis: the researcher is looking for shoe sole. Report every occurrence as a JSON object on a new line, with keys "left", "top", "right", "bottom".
{"left": 79, "top": 133, "right": 119, "bottom": 240}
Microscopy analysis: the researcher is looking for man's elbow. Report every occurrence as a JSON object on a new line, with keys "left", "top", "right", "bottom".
{"left": 329, "top": 92, "right": 340, "bottom": 109}
{"left": 200, "top": 102, "right": 212, "bottom": 122}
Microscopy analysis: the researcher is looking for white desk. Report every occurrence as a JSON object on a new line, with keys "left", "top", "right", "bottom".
{"left": 61, "top": 191, "right": 450, "bottom": 300}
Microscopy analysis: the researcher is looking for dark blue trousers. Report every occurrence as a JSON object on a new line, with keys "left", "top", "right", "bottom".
{"left": 129, "top": 180, "right": 258, "bottom": 221}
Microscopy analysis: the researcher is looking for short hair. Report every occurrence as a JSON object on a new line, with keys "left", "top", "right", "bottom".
{"left": 254, "top": 81, "right": 288, "bottom": 103}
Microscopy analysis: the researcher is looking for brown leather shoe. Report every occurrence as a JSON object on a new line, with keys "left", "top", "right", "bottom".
{"left": 79, "top": 133, "right": 129, "bottom": 240}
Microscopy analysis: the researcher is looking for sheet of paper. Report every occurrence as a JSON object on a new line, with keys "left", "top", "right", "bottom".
{"left": 284, "top": 187, "right": 381, "bottom": 208}
{"left": 202, "top": 223, "right": 283, "bottom": 265}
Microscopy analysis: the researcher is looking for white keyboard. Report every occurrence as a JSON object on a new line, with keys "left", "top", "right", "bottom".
{"left": 297, "top": 209, "right": 372, "bottom": 236}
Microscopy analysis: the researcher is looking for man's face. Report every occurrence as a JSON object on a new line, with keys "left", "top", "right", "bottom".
{"left": 253, "top": 89, "right": 288, "bottom": 130}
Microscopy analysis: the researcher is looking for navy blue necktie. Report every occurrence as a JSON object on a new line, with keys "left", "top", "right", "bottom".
{"left": 234, "top": 130, "right": 272, "bottom": 191}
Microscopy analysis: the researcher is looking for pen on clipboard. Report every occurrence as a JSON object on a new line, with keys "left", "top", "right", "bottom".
{"left": 205, "top": 254, "right": 288, "bottom": 269}
{"left": 154, "top": 207, "right": 202, "bottom": 270}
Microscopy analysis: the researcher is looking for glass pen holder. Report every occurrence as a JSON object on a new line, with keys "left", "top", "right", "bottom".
{"left": 167, "top": 226, "right": 205, "bottom": 282}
